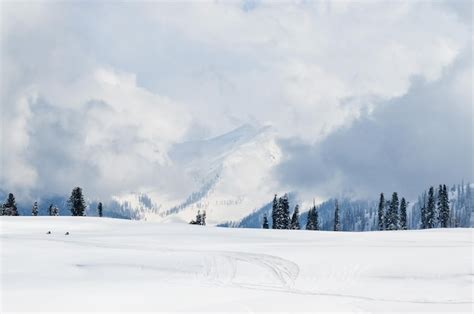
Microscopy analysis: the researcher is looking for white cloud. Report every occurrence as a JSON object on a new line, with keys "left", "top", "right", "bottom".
{"left": 0, "top": 1, "right": 471, "bottom": 201}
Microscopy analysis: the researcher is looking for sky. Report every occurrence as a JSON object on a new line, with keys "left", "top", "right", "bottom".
{"left": 0, "top": 0, "right": 472, "bottom": 202}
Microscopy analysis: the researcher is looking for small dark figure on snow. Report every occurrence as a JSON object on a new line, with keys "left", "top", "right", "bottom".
{"left": 46, "top": 231, "right": 51, "bottom": 234}
{"left": 65, "top": 232, "right": 69, "bottom": 235}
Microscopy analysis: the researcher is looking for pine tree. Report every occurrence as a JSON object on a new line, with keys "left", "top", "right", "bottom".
{"left": 280, "top": 194, "right": 290, "bottom": 229}
{"left": 97, "top": 202, "right": 103, "bottom": 217}
{"left": 52, "top": 205, "right": 59, "bottom": 216}
{"left": 333, "top": 199, "right": 340, "bottom": 231}
{"left": 306, "top": 203, "right": 319, "bottom": 231}
{"left": 384, "top": 200, "right": 391, "bottom": 229}
{"left": 290, "top": 205, "right": 300, "bottom": 230}
{"left": 32, "top": 201, "right": 39, "bottom": 216}
{"left": 305, "top": 207, "right": 314, "bottom": 230}
{"left": 399, "top": 197, "right": 407, "bottom": 230}
{"left": 48, "top": 204, "right": 54, "bottom": 216}
{"left": 386, "top": 192, "right": 399, "bottom": 230}
{"left": 420, "top": 192, "right": 427, "bottom": 229}
{"left": 3, "top": 193, "right": 18, "bottom": 216}
{"left": 438, "top": 184, "right": 450, "bottom": 227}
{"left": 377, "top": 193, "right": 385, "bottom": 230}
{"left": 313, "top": 206, "right": 319, "bottom": 230}
{"left": 68, "top": 187, "right": 86, "bottom": 216}
{"left": 195, "top": 210, "right": 202, "bottom": 225}
{"left": 201, "top": 210, "right": 206, "bottom": 226}
{"left": 262, "top": 214, "right": 269, "bottom": 229}
{"left": 426, "top": 186, "right": 436, "bottom": 228}
{"left": 271, "top": 194, "right": 279, "bottom": 229}
{"left": 465, "top": 183, "right": 472, "bottom": 227}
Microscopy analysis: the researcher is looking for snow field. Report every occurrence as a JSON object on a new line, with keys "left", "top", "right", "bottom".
{"left": 1, "top": 217, "right": 472, "bottom": 312}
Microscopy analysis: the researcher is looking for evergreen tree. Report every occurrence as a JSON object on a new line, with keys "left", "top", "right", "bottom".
{"left": 377, "top": 193, "right": 385, "bottom": 230}
{"left": 438, "top": 184, "right": 450, "bottom": 227}
{"left": 306, "top": 204, "right": 319, "bottom": 231}
{"left": 420, "top": 192, "right": 427, "bottom": 229}
{"left": 3, "top": 193, "right": 18, "bottom": 216}
{"left": 313, "top": 206, "right": 319, "bottom": 230}
{"left": 68, "top": 187, "right": 86, "bottom": 216}
{"left": 52, "top": 205, "right": 59, "bottom": 216}
{"left": 48, "top": 204, "right": 54, "bottom": 216}
{"left": 333, "top": 199, "right": 340, "bottom": 231}
{"left": 290, "top": 205, "right": 300, "bottom": 230}
{"left": 97, "top": 202, "right": 103, "bottom": 217}
{"left": 399, "top": 197, "right": 407, "bottom": 230}
{"left": 384, "top": 200, "right": 391, "bottom": 229}
{"left": 305, "top": 207, "right": 314, "bottom": 230}
{"left": 188, "top": 210, "right": 206, "bottom": 225}
{"left": 32, "top": 201, "right": 39, "bottom": 216}
{"left": 195, "top": 210, "right": 202, "bottom": 225}
{"left": 386, "top": 192, "right": 399, "bottom": 230}
{"left": 262, "top": 214, "right": 269, "bottom": 229}
{"left": 465, "top": 183, "right": 472, "bottom": 226}
{"left": 426, "top": 186, "right": 436, "bottom": 228}
{"left": 271, "top": 194, "right": 279, "bottom": 229}
{"left": 280, "top": 194, "right": 290, "bottom": 229}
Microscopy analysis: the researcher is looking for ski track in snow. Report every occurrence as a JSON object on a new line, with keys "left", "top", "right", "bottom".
{"left": 2, "top": 218, "right": 473, "bottom": 312}
{"left": 203, "top": 251, "right": 299, "bottom": 289}
{"left": 36, "top": 235, "right": 471, "bottom": 306}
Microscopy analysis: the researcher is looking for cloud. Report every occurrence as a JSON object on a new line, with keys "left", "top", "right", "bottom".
{"left": 276, "top": 50, "right": 472, "bottom": 200}
{"left": 0, "top": 1, "right": 471, "bottom": 201}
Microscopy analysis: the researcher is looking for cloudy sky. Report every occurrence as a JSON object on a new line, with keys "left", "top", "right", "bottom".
{"left": 1, "top": 0, "right": 472, "bottom": 201}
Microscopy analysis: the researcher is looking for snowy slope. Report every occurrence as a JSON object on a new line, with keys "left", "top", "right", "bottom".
{"left": 114, "top": 124, "right": 284, "bottom": 225}
{"left": 1, "top": 217, "right": 472, "bottom": 312}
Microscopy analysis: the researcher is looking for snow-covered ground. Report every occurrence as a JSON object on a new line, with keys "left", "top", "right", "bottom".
{"left": 1, "top": 217, "right": 472, "bottom": 312}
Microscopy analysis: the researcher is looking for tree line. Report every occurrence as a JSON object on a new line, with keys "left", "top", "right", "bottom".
{"left": 264, "top": 184, "right": 456, "bottom": 231}
{"left": 266, "top": 193, "right": 341, "bottom": 231}
{"left": 0, "top": 187, "right": 103, "bottom": 218}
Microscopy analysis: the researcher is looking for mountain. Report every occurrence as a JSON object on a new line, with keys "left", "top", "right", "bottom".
{"left": 3, "top": 122, "right": 472, "bottom": 229}
{"left": 103, "top": 124, "right": 284, "bottom": 224}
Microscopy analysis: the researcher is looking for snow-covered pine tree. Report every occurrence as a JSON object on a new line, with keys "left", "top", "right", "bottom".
{"left": 465, "top": 183, "right": 472, "bottom": 226}
{"left": 280, "top": 194, "right": 290, "bottom": 229}
{"left": 68, "top": 187, "right": 86, "bottom": 216}
{"left": 377, "top": 193, "right": 385, "bottom": 230}
{"left": 3, "top": 193, "right": 18, "bottom": 216}
{"left": 399, "top": 197, "right": 407, "bottom": 230}
{"left": 201, "top": 210, "right": 206, "bottom": 225}
{"left": 52, "top": 206, "right": 59, "bottom": 216}
{"left": 271, "top": 194, "right": 279, "bottom": 229}
{"left": 195, "top": 210, "right": 202, "bottom": 225}
{"left": 386, "top": 192, "right": 399, "bottom": 230}
{"left": 32, "top": 201, "right": 39, "bottom": 216}
{"left": 333, "top": 200, "right": 340, "bottom": 231}
{"left": 420, "top": 192, "right": 427, "bottom": 229}
{"left": 384, "top": 200, "right": 391, "bottom": 229}
{"left": 313, "top": 206, "right": 319, "bottom": 230}
{"left": 262, "top": 214, "right": 269, "bottom": 229}
{"left": 426, "top": 186, "right": 436, "bottom": 228}
{"left": 98, "top": 202, "right": 103, "bottom": 217}
{"left": 305, "top": 207, "right": 314, "bottom": 230}
{"left": 290, "top": 205, "right": 300, "bottom": 230}
{"left": 438, "top": 184, "right": 450, "bottom": 227}
{"left": 48, "top": 204, "right": 53, "bottom": 216}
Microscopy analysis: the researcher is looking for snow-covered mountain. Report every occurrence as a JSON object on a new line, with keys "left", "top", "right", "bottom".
{"left": 111, "top": 124, "right": 283, "bottom": 225}
{"left": 4, "top": 122, "right": 472, "bottom": 229}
